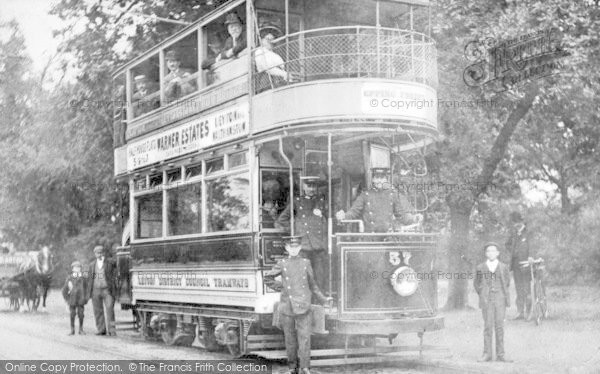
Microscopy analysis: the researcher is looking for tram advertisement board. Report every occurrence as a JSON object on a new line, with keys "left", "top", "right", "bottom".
{"left": 126, "top": 102, "right": 249, "bottom": 171}
{"left": 0, "top": 252, "right": 29, "bottom": 278}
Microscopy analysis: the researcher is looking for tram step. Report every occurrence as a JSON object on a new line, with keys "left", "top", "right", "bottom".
{"left": 251, "top": 346, "right": 448, "bottom": 367}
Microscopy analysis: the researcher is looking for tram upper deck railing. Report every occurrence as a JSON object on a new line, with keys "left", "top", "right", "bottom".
{"left": 112, "top": 25, "right": 438, "bottom": 148}
{"left": 254, "top": 26, "right": 438, "bottom": 94}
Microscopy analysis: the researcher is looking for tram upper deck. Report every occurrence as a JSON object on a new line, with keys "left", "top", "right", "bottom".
{"left": 112, "top": 0, "right": 438, "bottom": 177}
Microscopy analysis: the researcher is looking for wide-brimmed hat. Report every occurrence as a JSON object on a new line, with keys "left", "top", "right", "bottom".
{"left": 224, "top": 12, "right": 243, "bottom": 26}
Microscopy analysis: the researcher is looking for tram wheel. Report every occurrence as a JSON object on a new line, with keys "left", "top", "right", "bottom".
{"left": 226, "top": 328, "right": 242, "bottom": 358}
{"left": 141, "top": 312, "right": 159, "bottom": 340}
{"left": 161, "top": 318, "right": 178, "bottom": 346}
{"left": 197, "top": 319, "right": 221, "bottom": 352}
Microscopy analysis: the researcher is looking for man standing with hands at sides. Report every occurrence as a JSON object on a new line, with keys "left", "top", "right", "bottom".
{"left": 335, "top": 167, "right": 421, "bottom": 233}
{"left": 506, "top": 211, "right": 531, "bottom": 320}
{"left": 474, "top": 242, "right": 511, "bottom": 362}
{"left": 87, "top": 245, "right": 117, "bottom": 336}
{"left": 276, "top": 176, "right": 328, "bottom": 291}
{"left": 264, "top": 236, "right": 333, "bottom": 374}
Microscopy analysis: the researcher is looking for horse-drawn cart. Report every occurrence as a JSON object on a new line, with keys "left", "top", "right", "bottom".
{"left": 0, "top": 250, "right": 53, "bottom": 312}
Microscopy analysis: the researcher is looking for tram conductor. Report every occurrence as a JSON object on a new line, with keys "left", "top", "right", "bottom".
{"left": 336, "top": 167, "right": 420, "bottom": 232}
{"left": 264, "top": 236, "right": 332, "bottom": 374}
{"left": 275, "top": 176, "right": 328, "bottom": 291}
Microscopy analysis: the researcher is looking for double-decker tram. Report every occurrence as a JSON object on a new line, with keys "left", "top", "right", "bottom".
{"left": 112, "top": 0, "right": 442, "bottom": 364}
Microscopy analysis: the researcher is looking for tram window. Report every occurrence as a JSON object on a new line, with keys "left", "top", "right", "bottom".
{"left": 185, "top": 164, "right": 203, "bottom": 179}
{"left": 260, "top": 169, "right": 298, "bottom": 229}
{"left": 167, "top": 168, "right": 182, "bottom": 184}
{"left": 229, "top": 151, "right": 247, "bottom": 169}
{"left": 168, "top": 183, "right": 202, "bottom": 236}
{"left": 206, "top": 157, "right": 224, "bottom": 174}
{"left": 200, "top": 6, "right": 247, "bottom": 86}
{"left": 163, "top": 31, "right": 198, "bottom": 104}
{"left": 149, "top": 173, "right": 163, "bottom": 188}
{"left": 134, "top": 178, "right": 147, "bottom": 191}
{"left": 131, "top": 54, "right": 160, "bottom": 118}
{"left": 131, "top": 238, "right": 252, "bottom": 265}
{"left": 136, "top": 193, "right": 163, "bottom": 239}
{"left": 206, "top": 173, "right": 250, "bottom": 232}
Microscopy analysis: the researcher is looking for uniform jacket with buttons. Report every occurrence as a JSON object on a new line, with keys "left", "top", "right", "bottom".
{"left": 275, "top": 196, "right": 328, "bottom": 251}
{"left": 264, "top": 256, "right": 328, "bottom": 316}
{"left": 345, "top": 188, "right": 413, "bottom": 232}
{"left": 473, "top": 261, "right": 510, "bottom": 309}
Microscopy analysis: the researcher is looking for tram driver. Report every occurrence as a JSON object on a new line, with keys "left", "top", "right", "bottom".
{"left": 335, "top": 167, "right": 422, "bottom": 233}
{"left": 275, "top": 176, "right": 328, "bottom": 291}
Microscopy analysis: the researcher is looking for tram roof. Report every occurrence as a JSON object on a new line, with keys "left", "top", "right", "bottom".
{"left": 112, "top": 0, "right": 431, "bottom": 78}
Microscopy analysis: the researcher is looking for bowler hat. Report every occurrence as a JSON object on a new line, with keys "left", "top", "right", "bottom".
{"left": 224, "top": 12, "right": 242, "bottom": 26}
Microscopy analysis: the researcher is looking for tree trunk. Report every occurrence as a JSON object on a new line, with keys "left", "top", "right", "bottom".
{"left": 445, "top": 200, "right": 474, "bottom": 309}
{"left": 559, "top": 181, "right": 571, "bottom": 214}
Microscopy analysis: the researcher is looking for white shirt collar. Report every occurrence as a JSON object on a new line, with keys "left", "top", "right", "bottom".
{"left": 97, "top": 257, "right": 105, "bottom": 268}
{"left": 486, "top": 259, "right": 499, "bottom": 272}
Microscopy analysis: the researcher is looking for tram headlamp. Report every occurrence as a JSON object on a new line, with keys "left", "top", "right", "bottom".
{"left": 390, "top": 266, "right": 419, "bottom": 297}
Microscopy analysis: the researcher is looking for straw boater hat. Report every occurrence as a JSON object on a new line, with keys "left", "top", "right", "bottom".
{"left": 93, "top": 245, "right": 104, "bottom": 254}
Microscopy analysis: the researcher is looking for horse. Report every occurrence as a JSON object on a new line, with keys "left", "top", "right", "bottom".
{"left": 16, "top": 246, "right": 54, "bottom": 312}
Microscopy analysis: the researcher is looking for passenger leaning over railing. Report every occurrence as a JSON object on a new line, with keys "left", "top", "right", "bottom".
{"left": 254, "top": 29, "right": 298, "bottom": 91}
{"left": 132, "top": 75, "right": 160, "bottom": 117}
{"left": 163, "top": 50, "right": 196, "bottom": 102}
{"left": 219, "top": 12, "right": 246, "bottom": 60}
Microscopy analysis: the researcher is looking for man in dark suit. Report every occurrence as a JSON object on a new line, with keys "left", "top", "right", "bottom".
{"left": 505, "top": 212, "right": 531, "bottom": 319}
{"left": 264, "top": 236, "right": 332, "bottom": 374}
{"left": 474, "top": 242, "right": 511, "bottom": 362}
{"left": 276, "top": 176, "right": 328, "bottom": 291}
{"left": 219, "top": 12, "right": 247, "bottom": 60}
{"left": 87, "top": 245, "right": 117, "bottom": 336}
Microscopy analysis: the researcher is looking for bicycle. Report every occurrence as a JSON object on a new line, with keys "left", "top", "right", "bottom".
{"left": 519, "top": 257, "right": 548, "bottom": 325}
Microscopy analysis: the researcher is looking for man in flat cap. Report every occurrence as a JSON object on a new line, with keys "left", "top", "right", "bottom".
{"left": 87, "top": 245, "right": 118, "bottom": 336}
{"left": 474, "top": 242, "right": 511, "bottom": 362}
{"left": 264, "top": 236, "right": 332, "bottom": 374}
{"left": 276, "top": 176, "right": 329, "bottom": 291}
{"left": 164, "top": 50, "right": 196, "bottom": 102}
{"left": 219, "top": 12, "right": 247, "bottom": 60}
{"left": 336, "top": 167, "right": 420, "bottom": 233}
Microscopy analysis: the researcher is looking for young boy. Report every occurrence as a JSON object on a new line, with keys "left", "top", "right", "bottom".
{"left": 264, "top": 236, "right": 332, "bottom": 374}
{"left": 62, "top": 261, "right": 88, "bottom": 335}
{"left": 473, "top": 242, "right": 511, "bottom": 362}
